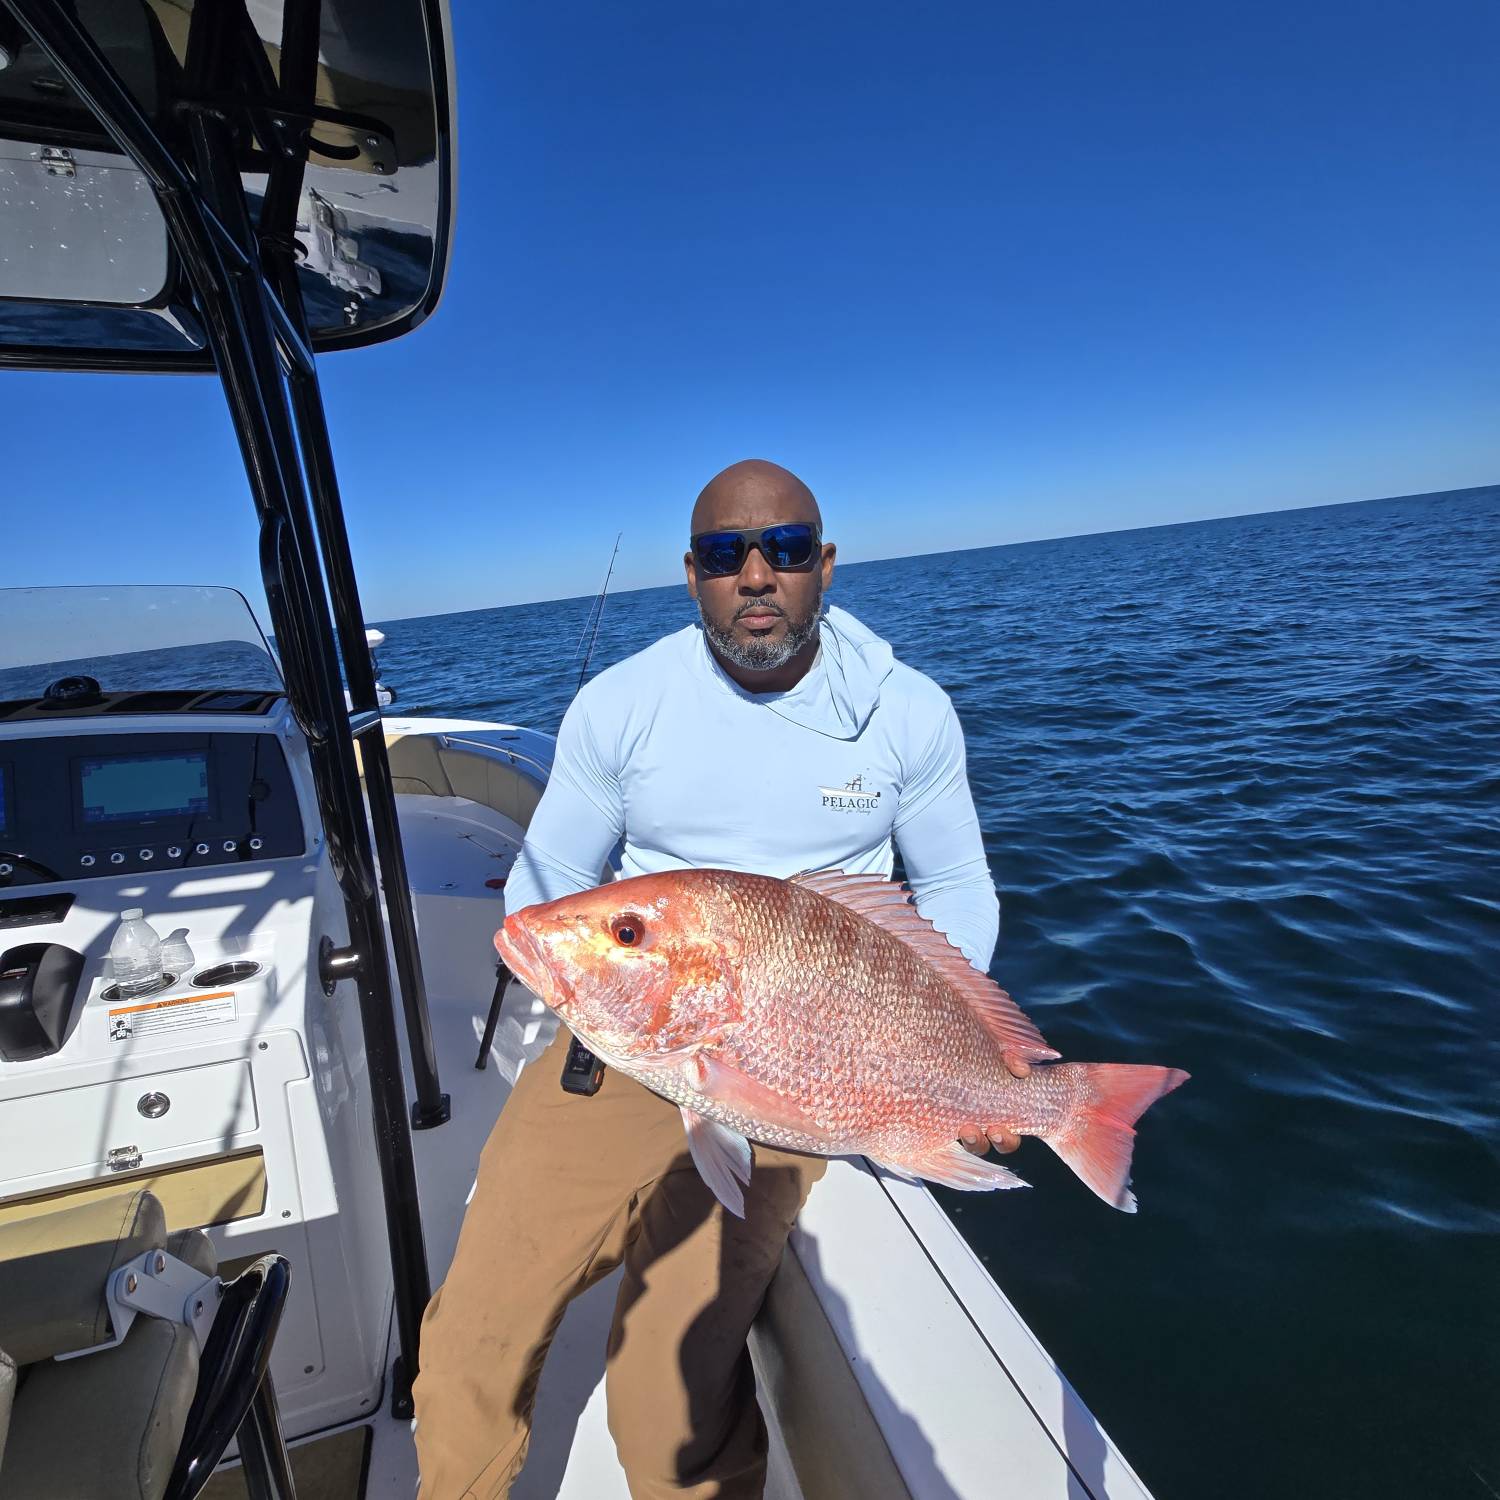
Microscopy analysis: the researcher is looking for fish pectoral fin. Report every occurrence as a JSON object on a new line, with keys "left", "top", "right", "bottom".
{"left": 688, "top": 1053, "right": 834, "bottom": 1145}
{"left": 877, "top": 1140, "right": 1031, "bottom": 1194}
{"left": 680, "top": 1107, "right": 753, "bottom": 1219}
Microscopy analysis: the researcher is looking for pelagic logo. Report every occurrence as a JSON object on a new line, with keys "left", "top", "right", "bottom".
{"left": 819, "top": 773, "right": 883, "bottom": 813}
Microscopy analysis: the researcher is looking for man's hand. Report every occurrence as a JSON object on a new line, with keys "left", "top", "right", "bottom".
{"left": 960, "top": 1052, "right": 1031, "bottom": 1156}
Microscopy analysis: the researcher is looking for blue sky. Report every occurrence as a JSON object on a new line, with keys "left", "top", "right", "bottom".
{"left": 7, "top": 0, "right": 1497, "bottom": 620}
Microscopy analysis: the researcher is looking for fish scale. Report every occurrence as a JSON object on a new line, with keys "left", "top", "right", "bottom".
{"left": 496, "top": 867, "right": 1188, "bottom": 1213}
{"left": 713, "top": 873, "right": 1047, "bottom": 1153}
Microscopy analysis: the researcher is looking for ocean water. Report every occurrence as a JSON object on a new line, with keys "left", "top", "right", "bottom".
{"left": 376, "top": 485, "right": 1500, "bottom": 1500}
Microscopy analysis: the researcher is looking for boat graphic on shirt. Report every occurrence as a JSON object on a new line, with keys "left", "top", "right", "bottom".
{"left": 819, "top": 773, "right": 882, "bottom": 812}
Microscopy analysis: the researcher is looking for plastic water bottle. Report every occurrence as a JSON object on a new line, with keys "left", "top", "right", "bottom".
{"left": 159, "top": 929, "right": 195, "bottom": 983}
{"left": 110, "top": 909, "right": 164, "bottom": 998}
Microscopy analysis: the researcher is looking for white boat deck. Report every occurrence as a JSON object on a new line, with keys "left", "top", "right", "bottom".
{"left": 364, "top": 781, "right": 753, "bottom": 1497}
{"left": 361, "top": 1002, "right": 663, "bottom": 1499}
{"left": 364, "top": 904, "right": 794, "bottom": 1497}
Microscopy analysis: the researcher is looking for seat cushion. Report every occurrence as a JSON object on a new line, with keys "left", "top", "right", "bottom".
{"left": 0, "top": 1189, "right": 165, "bottom": 1364}
{"left": 2, "top": 1318, "right": 199, "bottom": 1500}
{"left": 164, "top": 1226, "right": 217, "bottom": 1278}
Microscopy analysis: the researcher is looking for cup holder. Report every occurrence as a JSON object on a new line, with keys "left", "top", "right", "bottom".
{"left": 100, "top": 973, "right": 178, "bottom": 1003}
{"left": 191, "top": 960, "right": 263, "bottom": 987}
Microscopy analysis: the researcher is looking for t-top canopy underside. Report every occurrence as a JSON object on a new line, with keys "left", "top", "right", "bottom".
{"left": 0, "top": 0, "right": 456, "bottom": 370}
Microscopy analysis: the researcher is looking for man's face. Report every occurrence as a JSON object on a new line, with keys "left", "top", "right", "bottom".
{"left": 684, "top": 484, "right": 836, "bottom": 673}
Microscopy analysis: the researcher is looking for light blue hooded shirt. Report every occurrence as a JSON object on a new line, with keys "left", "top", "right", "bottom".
{"left": 504, "top": 605, "right": 999, "bottom": 969}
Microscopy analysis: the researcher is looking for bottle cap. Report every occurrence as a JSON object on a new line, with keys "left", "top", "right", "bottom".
{"left": 121, "top": 908, "right": 144, "bottom": 921}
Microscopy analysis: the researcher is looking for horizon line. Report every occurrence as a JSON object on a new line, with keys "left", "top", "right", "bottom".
{"left": 375, "top": 480, "right": 1498, "bottom": 626}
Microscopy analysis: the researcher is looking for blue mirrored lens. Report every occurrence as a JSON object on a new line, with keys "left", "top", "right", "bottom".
{"left": 760, "top": 525, "right": 817, "bottom": 568}
{"left": 695, "top": 534, "right": 746, "bottom": 575}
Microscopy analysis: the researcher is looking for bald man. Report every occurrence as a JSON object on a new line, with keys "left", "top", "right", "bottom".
{"left": 413, "top": 461, "right": 1010, "bottom": 1500}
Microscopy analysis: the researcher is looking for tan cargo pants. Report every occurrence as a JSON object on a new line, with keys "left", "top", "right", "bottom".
{"left": 412, "top": 1028, "right": 826, "bottom": 1499}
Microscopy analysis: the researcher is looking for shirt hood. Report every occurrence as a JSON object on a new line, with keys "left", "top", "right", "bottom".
{"left": 691, "top": 604, "right": 896, "bottom": 741}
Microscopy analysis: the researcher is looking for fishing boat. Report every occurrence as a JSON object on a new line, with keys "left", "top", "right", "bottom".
{"left": 0, "top": 4, "right": 1157, "bottom": 1496}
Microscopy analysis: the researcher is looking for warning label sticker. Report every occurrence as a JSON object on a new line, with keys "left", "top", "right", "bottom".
{"left": 109, "top": 990, "right": 237, "bottom": 1042}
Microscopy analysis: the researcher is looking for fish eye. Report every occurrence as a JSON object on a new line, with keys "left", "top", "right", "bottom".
{"left": 611, "top": 913, "right": 646, "bottom": 947}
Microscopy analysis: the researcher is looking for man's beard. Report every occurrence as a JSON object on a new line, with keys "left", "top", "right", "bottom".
{"left": 700, "top": 592, "right": 823, "bottom": 672}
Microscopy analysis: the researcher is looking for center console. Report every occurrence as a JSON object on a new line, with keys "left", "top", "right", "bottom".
{"left": 0, "top": 730, "right": 303, "bottom": 885}
{"left": 0, "top": 711, "right": 390, "bottom": 1437}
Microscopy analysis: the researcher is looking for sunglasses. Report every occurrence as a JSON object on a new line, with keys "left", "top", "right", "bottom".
{"left": 690, "top": 523, "right": 822, "bottom": 578}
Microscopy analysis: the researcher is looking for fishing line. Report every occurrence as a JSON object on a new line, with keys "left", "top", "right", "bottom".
{"left": 574, "top": 532, "right": 622, "bottom": 694}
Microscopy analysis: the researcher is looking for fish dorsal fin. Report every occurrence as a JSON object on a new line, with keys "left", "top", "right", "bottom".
{"left": 790, "top": 870, "right": 1059, "bottom": 1062}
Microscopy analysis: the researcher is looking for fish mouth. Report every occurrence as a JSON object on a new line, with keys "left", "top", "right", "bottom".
{"left": 494, "top": 914, "right": 551, "bottom": 1001}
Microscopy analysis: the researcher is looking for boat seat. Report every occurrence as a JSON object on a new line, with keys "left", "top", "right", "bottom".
{"left": 381, "top": 730, "right": 544, "bottom": 826}
{"left": 0, "top": 1189, "right": 215, "bottom": 1500}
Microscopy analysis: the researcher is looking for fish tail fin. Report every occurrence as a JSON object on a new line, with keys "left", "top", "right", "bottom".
{"left": 1041, "top": 1064, "right": 1189, "bottom": 1213}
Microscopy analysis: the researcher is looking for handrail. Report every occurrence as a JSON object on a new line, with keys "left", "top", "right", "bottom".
{"left": 438, "top": 731, "right": 554, "bottom": 790}
{"left": 272, "top": 254, "right": 449, "bottom": 1133}
{"left": 163, "top": 1254, "right": 296, "bottom": 1500}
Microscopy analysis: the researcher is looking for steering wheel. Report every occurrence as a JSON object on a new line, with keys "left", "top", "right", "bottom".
{"left": 0, "top": 851, "right": 64, "bottom": 883}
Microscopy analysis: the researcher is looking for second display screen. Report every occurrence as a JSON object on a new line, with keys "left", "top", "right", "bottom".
{"left": 78, "top": 752, "right": 212, "bottom": 825}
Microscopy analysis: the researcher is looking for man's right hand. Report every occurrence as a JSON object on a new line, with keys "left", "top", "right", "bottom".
{"left": 960, "top": 1126, "right": 1022, "bottom": 1156}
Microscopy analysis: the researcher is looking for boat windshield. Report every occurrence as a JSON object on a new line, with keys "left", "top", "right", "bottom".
{"left": 0, "top": 586, "right": 282, "bottom": 701}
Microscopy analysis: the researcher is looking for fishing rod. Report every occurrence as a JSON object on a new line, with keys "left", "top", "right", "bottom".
{"left": 484, "top": 534, "right": 621, "bottom": 1084}
{"left": 573, "top": 531, "right": 622, "bottom": 694}
{"left": 556, "top": 530, "right": 623, "bottom": 1097}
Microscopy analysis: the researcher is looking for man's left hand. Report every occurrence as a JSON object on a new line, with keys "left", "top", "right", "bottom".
{"left": 959, "top": 1052, "right": 1031, "bottom": 1155}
